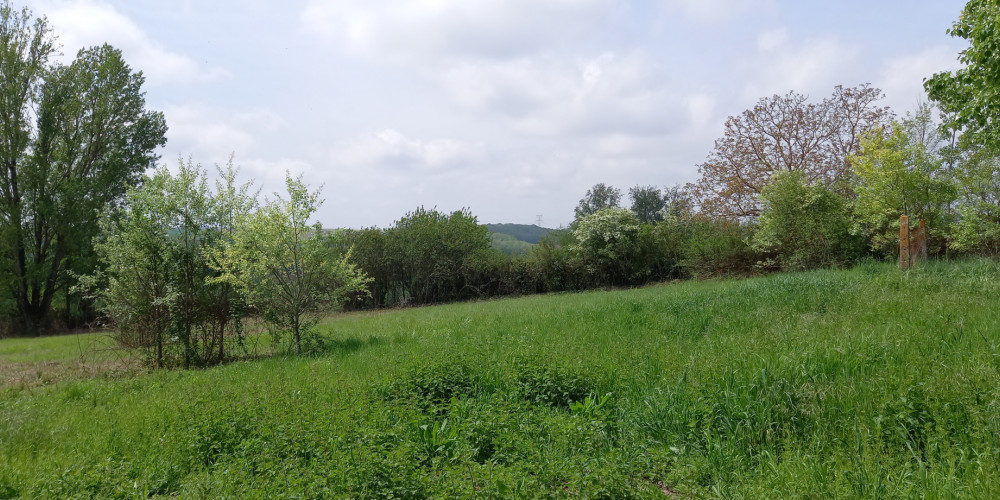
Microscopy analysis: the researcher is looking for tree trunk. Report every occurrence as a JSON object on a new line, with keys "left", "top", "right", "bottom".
{"left": 293, "top": 312, "right": 302, "bottom": 355}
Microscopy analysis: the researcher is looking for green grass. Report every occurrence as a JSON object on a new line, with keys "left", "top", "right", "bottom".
{"left": 0, "top": 331, "right": 128, "bottom": 389}
{"left": 0, "top": 331, "right": 109, "bottom": 365}
{"left": 2, "top": 259, "right": 1000, "bottom": 498}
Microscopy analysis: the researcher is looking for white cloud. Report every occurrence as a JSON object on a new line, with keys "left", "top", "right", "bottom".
{"left": 440, "top": 51, "right": 689, "bottom": 138}
{"left": 757, "top": 28, "right": 790, "bottom": 52}
{"left": 233, "top": 109, "right": 291, "bottom": 133}
{"left": 300, "top": 0, "right": 614, "bottom": 62}
{"left": 242, "top": 158, "right": 318, "bottom": 193}
{"left": 686, "top": 93, "right": 717, "bottom": 129}
{"left": 741, "top": 33, "right": 861, "bottom": 101}
{"left": 331, "top": 129, "right": 482, "bottom": 173}
{"left": 16, "top": 0, "right": 966, "bottom": 229}
{"left": 657, "top": 0, "right": 777, "bottom": 23}
{"left": 877, "top": 45, "right": 962, "bottom": 113}
{"left": 32, "top": 0, "right": 229, "bottom": 86}
{"left": 161, "top": 104, "right": 296, "bottom": 166}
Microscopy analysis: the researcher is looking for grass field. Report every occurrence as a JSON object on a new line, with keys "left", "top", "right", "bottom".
{"left": 2, "top": 259, "right": 1000, "bottom": 498}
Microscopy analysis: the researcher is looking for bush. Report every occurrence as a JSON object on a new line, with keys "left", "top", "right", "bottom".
{"left": 517, "top": 364, "right": 594, "bottom": 409}
{"left": 334, "top": 208, "right": 493, "bottom": 308}
{"left": 633, "top": 220, "right": 688, "bottom": 282}
{"left": 525, "top": 232, "right": 589, "bottom": 293}
{"left": 753, "top": 171, "right": 862, "bottom": 270}
{"left": 87, "top": 162, "right": 251, "bottom": 368}
{"left": 572, "top": 208, "right": 642, "bottom": 286}
{"left": 677, "top": 216, "right": 761, "bottom": 278}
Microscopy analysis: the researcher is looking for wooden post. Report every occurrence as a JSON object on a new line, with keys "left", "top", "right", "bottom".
{"left": 915, "top": 218, "right": 928, "bottom": 263}
{"left": 899, "top": 215, "right": 910, "bottom": 270}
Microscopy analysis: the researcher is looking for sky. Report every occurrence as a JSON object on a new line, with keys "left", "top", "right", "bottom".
{"left": 25, "top": 0, "right": 969, "bottom": 229}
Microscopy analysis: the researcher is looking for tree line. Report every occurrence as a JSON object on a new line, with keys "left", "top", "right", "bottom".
{"left": 2, "top": 1, "right": 999, "bottom": 368}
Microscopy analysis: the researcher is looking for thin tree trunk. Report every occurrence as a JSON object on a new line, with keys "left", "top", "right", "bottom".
{"left": 293, "top": 310, "right": 302, "bottom": 355}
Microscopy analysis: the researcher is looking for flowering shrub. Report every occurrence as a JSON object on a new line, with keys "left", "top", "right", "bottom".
{"left": 572, "top": 208, "right": 642, "bottom": 285}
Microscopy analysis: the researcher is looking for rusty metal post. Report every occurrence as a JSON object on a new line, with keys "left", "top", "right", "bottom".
{"left": 899, "top": 215, "right": 910, "bottom": 270}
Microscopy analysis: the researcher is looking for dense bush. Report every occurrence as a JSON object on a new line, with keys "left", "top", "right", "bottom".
{"left": 333, "top": 208, "right": 493, "bottom": 308}
{"left": 572, "top": 208, "right": 643, "bottom": 286}
{"left": 753, "top": 171, "right": 861, "bottom": 270}
{"left": 676, "top": 216, "right": 761, "bottom": 278}
{"left": 336, "top": 205, "right": 775, "bottom": 313}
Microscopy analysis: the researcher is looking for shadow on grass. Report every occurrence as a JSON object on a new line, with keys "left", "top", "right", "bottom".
{"left": 317, "top": 335, "right": 389, "bottom": 356}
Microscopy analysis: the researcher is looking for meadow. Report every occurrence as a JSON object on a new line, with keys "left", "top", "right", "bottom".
{"left": 2, "top": 259, "right": 1000, "bottom": 498}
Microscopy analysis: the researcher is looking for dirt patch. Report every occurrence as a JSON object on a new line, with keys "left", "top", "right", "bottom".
{"left": 0, "top": 353, "right": 141, "bottom": 391}
{"left": 657, "top": 481, "right": 684, "bottom": 497}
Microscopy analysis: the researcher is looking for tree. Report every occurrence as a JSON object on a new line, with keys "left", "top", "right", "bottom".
{"left": 87, "top": 160, "right": 255, "bottom": 367}
{"left": 88, "top": 169, "right": 173, "bottom": 365}
{"left": 661, "top": 184, "right": 694, "bottom": 219}
{"left": 752, "top": 171, "right": 858, "bottom": 270}
{"left": 388, "top": 207, "right": 491, "bottom": 304}
{"left": 946, "top": 143, "right": 1000, "bottom": 254}
{"left": 692, "top": 85, "right": 891, "bottom": 218}
{"left": 628, "top": 185, "right": 666, "bottom": 224}
{"left": 574, "top": 183, "right": 621, "bottom": 219}
{"left": 925, "top": 0, "right": 1000, "bottom": 150}
{"left": 849, "top": 112, "right": 956, "bottom": 256}
{"left": 215, "top": 173, "right": 370, "bottom": 355}
{"left": 572, "top": 207, "right": 641, "bottom": 285}
{"left": 0, "top": 3, "right": 167, "bottom": 333}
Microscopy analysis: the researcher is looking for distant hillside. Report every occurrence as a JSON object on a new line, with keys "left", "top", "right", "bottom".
{"left": 490, "top": 233, "right": 534, "bottom": 255}
{"left": 485, "top": 223, "right": 552, "bottom": 244}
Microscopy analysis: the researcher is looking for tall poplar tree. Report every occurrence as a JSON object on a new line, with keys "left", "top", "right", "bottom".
{"left": 0, "top": 3, "right": 166, "bottom": 333}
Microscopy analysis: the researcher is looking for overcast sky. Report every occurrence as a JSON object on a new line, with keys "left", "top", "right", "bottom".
{"left": 27, "top": 0, "right": 968, "bottom": 228}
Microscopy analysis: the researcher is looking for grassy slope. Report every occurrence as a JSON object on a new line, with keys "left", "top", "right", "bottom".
{"left": 2, "top": 260, "right": 1000, "bottom": 498}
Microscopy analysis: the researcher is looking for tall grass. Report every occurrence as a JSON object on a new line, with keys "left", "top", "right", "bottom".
{"left": 1, "top": 259, "right": 999, "bottom": 497}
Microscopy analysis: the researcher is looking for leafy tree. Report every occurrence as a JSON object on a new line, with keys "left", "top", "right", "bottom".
{"left": 574, "top": 183, "right": 621, "bottom": 219}
{"left": 215, "top": 174, "right": 369, "bottom": 355}
{"left": 925, "top": 0, "right": 1000, "bottom": 150}
{"left": 388, "top": 207, "right": 491, "bottom": 304}
{"left": 0, "top": 3, "right": 167, "bottom": 333}
{"left": 661, "top": 184, "right": 694, "bottom": 219}
{"left": 88, "top": 169, "right": 173, "bottom": 364}
{"left": 949, "top": 146, "right": 1000, "bottom": 254}
{"left": 572, "top": 207, "right": 641, "bottom": 285}
{"left": 628, "top": 185, "right": 666, "bottom": 224}
{"left": 924, "top": 1, "right": 1000, "bottom": 256}
{"left": 752, "top": 171, "right": 858, "bottom": 270}
{"left": 692, "top": 85, "right": 890, "bottom": 218}
{"left": 850, "top": 113, "right": 956, "bottom": 256}
{"left": 87, "top": 160, "right": 254, "bottom": 367}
